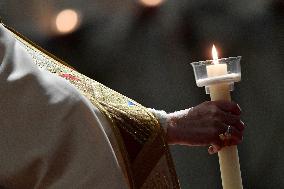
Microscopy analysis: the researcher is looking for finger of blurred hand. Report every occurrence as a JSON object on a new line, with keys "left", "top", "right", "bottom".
{"left": 225, "top": 117, "right": 245, "bottom": 132}
{"left": 229, "top": 127, "right": 243, "bottom": 145}
{"left": 221, "top": 124, "right": 243, "bottom": 143}
{"left": 217, "top": 111, "right": 245, "bottom": 132}
{"left": 208, "top": 144, "right": 222, "bottom": 154}
{"left": 210, "top": 124, "right": 243, "bottom": 150}
{"left": 233, "top": 120, "right": 245, "bottom": 132}
{"left": 208, "top": 136, "right": 243, "bottom": 155}
{"left": 213, "top": 100, "right": 241, "bottom": 115}
{"left": 217, "top": 111, "right": 241, "bottom": 125}
{"left": 208, "top": 145, "right": 216, "bottom": 154}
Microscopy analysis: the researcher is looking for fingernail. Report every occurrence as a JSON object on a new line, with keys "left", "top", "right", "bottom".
{"left": 208, "top": 146, "right": 214, "bottom": 154}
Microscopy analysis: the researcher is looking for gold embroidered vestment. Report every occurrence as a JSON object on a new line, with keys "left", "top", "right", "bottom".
{"left": 4, "top": 23, "right": 180, "bottom": 189}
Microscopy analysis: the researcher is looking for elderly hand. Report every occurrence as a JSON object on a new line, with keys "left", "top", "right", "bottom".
{"left": 166, "top": 101, "right": 245, "bottom": 154}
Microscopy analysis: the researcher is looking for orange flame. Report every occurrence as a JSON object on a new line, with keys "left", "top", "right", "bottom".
{"left": 212, "top": 45, "right": 219, "bottom": 64}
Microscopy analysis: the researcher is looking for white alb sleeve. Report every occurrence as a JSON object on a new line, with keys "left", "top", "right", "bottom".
{"left": 148, "top": 108, "right": 192, "bottom": 133}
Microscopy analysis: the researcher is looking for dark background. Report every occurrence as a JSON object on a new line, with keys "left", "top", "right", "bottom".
{"left": 1, "top": 0, "right": 284, "bottom": 188}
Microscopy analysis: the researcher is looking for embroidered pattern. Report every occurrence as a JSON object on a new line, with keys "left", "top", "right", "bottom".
{"left": 14, "top": 35, "right": 158, "bottom": 144}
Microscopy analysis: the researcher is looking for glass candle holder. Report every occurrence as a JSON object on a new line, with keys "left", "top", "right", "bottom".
{"left": 190, "top": 56, "right": 242, "bottom": 94}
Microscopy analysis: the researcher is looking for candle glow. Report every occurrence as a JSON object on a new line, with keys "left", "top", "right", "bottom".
{"left": 139, "top": 0, "right": 164, "bottom": 7}
{"left": 55, "top": 9, "right": 80, "bottom": 34}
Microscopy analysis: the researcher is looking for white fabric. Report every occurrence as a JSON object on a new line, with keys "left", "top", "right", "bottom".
{"left": 149, "top": 108, "right": 191, "bottom": 132}
{"left": 147, "top": 109, "right": 168, "bottom": 132}
{"left": 0, "top": 25, "right": 129, "bottom": 189}
{"left": 167, "top": 109, "right": 191, "bottom": 120}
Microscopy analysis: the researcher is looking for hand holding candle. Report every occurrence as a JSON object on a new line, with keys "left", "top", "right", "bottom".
{"left": 191, "top": 45, "right": 243, "bottom": 189}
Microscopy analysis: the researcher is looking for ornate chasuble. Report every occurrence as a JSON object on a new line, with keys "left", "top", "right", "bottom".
{"left": 3, "top": 23, "right": 180, "bottom": 189}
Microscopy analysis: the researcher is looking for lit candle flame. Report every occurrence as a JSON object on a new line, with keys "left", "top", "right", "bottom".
{"left": 212, "top": 44, "right": 219, "bottom": 64}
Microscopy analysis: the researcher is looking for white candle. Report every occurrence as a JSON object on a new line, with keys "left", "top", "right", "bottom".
{"left": 206, "top": 45, "right": 243, "bottom": 189}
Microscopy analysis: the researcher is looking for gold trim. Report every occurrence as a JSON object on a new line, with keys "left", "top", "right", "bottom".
{"left": 3, "top": 23, "right": 75, "bottom": 69}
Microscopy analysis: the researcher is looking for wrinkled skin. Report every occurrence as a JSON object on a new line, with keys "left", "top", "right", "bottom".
{"left": 167, "top": 101, "right": 245, "bottom": 154}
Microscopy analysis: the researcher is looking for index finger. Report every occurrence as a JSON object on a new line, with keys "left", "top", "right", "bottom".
{"left": 213, "top": 100, "right": 241, "bottom": 115}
